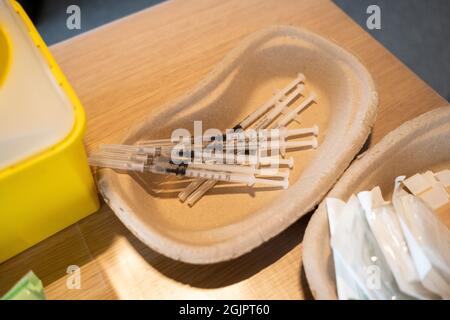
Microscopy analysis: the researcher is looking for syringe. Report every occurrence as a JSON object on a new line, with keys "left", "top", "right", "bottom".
{"left": 238, "top": 73, "right": 305, "bottom": 129}
{"left": 90, "top": 151, "right": 289, "bottom": 179}
{"left": 186, "top": 161, "right": 289, "bottom": 178}
{"left": 202, "top": 126, "right": 319, "bottom": 148}
{"left": 136, "top": 125, "right": 317, "bottom": 149}
{"left": 97, "top": 127, "right": 318, "bottom": 163}
{"left": 172, "top": 151, "right": 295, "bottom": 168}
{"left": 200, "top": 138, "right": 318, "bottom": 156}
{"left": 251, "top": 84, "right": 304, "bottom": 130}
{"left": 276, "top": 93, "right": 317, "bottom": 128}
{"left": 185, "top": 175, "right": 288, "bottom": 207}
{"left": 88, "top": 156, "right": 289, "bottom": 189}
{"left": 93, "top": 143, "right": 282, "bottom": 170}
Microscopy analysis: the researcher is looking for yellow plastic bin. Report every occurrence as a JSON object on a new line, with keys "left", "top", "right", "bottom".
{"left": 0, "top": 0, "right": 99, "bottom": 262}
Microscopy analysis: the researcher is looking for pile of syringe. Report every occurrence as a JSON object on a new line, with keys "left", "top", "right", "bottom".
{"left": 89, "top": 73, "right": 319, "bottom": 206}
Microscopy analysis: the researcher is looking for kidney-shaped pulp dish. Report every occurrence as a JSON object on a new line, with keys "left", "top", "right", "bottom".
{"left": 97, "top": 26, "right": 378, "bottom": 264}
{"left": 303, "top": 106, "right": 450, "bottom": 299}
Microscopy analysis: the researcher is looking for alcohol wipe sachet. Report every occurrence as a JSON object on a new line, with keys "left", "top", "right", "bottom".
{"left": 330, "top": 195, "right": 409, "bottom": 300}
{"left": 358, "top": 187, "right": 437, "bottom": 299}
{"left": 393, "top": 176, "right": 450, "bottom": 299}
{"left": 326, "top": 198, "right": 368, "bottom": 300}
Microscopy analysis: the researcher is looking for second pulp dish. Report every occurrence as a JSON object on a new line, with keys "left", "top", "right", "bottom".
{"left": 303, "top": 106, "right": 450, "bottom": 299}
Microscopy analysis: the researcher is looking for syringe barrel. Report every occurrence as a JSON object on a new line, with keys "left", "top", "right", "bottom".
{"left": 190, "top": 162, "right": 256, "bottom": 175}
{"left": 265, "top": 84, "right": 304, "bottom": 121}
{"left": 88, "top": 157, "right": 145, "bottom": 172}
{"left": 91, "top": 151, "right": 149, "bottom": 163}
{"left": 186, "top": 180, "right": 218, "bottom": 206}
{"left": 285, "top": 138, "right": 318, "bottom": 149}
{"left": 284, "top": 126, "right": 319, "bottom": 138}
{"left": 256, "top": 168, "right": 289, "bottom": 178}
{"left": 137, "top": 138, "right": 173, "bottom": 146}
{"left": 184, "top": 168, "right": 255, "bottom": 186}
{"left": 240, "top": 102, "right": 273, "bottom": 129}
{"left": 277, "top": 94, "right": 316, "bottom": 128}
{"left": 254, "top": 177, "right": 289, "bottom": 189}
{"left": 240, "top": 74, "right": 304, "bottom": 129}
{"left": 100, "top": 144, "right": 157, "bottom": 155}
{"left": 178, "top": 179, "right": 207, "bottom": 202}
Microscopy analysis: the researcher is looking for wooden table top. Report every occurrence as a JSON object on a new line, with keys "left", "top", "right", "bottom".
{"left": 0, "top": 0, "right": 446, "bottom": 299}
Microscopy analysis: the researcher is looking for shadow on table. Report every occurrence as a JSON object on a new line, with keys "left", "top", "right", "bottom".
{"left": 0, "top": 202, "right": 314, "bottom": 299}
{"left": 0, "top": 220, "right": 110, "bottom": 299}
{"left": 129, "top": 211, "right": 313, "bottom": 291}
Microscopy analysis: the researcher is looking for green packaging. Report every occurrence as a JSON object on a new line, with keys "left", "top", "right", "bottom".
{"left": 1, "top": 271, "right": 46, "bottom": 300}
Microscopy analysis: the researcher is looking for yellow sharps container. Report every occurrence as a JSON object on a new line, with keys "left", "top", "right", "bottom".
{"left": 0, "top": 0, "right": 99, "bottom": 262}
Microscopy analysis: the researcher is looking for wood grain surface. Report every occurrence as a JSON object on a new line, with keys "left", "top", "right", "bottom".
{"left": 0, "top": 0, "right": 447, "bottom": 299}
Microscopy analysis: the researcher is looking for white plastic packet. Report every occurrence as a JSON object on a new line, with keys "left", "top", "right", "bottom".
{"left": 435, "top": 169, "right": 450, "bottom": 187}
{"left": 330, "top": 195, "right": 409, "bottom": 299}
{"left": 393, "top": 176, "right": 450, "bottom": 299}
{"left": 326, "top": 198, "right": 368, "bottom": 300}
{"left": 358, "top": 187, "right": 437, "bottom": 299}
{"left": 403, "top": 171, "right": 450, "bottom": 210}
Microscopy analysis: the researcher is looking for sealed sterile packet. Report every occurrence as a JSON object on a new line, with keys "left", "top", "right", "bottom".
{"left": 393, "top": 176, "right": 450, "bottom": 299}
{"left": 358, "top": 187, "right": 437, "bottom": 299}
{"left": 326, "top": 198, "right": 368, "bottom": 300}
{"left": 330, "top": 195, "right": 409, "bottom": 299}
